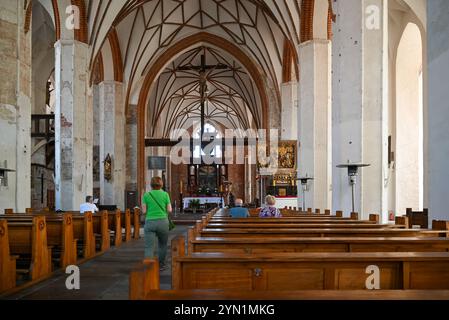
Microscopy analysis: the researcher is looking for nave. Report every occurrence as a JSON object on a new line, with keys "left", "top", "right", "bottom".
{"left": 3, "top": 225, "right": 189, "bottom": 300}
{"left": 2, "top": 0, "right": 449, "bottom": 306}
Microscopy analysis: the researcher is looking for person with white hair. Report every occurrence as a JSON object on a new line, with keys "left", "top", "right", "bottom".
{"left": 229, "top": 198, "right": 250, "bottom": 218}
{"left": 259, "top": 195, "right": 282, "bottom": 218}
{"left": 80, "top": 196, "right": 99, "bottom": 214}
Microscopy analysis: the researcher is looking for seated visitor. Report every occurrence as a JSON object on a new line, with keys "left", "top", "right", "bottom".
{"left": 259, "top": 195, "right": 282, "bottom": 218}
{"left": 80, "top": 196, "right": 99, "bottom": 213}
{"left": 229, "top": 198, "right": 250, "bottom": 218}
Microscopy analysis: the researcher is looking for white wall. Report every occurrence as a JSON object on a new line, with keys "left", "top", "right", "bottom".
{"left": 395, "top": 23, "right": 423, "bottom": 215}
{"left": 427, "top": 0, "right": 449, "bottom": 221}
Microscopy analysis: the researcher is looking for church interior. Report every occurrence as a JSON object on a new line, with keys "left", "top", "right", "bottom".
{"left": 1, "top": 0, "right": 449, "bottom": 303}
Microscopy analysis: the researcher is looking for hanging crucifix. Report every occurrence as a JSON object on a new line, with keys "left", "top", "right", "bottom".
{"left": 176, "top": 49, "right": 229, "bottom": 141}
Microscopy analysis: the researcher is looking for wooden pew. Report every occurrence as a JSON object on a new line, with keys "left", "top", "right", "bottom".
{"left": 370, "top": 214, "right": 380, "bottom": 223}
{"left": 204, "top": 223, "right": 404, "bottom": 229}
{"left": 433, "top": 220, "right": 449, "bottom": 231}
{"left": 129, "top": 260, "right": 449, "bottom": 300}
{"left": 4, "top": 209, "right": 13, "bottom": 215}
{"left": 92, "top": 211, "right": 110, "bottom": 252}
{"left": 190, "top": 236, "right": 449, "bottom": 254}
{"left": 120, "top": 209, "right": 132, "bottom": 242}
{"left": 6, "top": 216, "right": 52, "bottom": 281}
{"left": 0, "top": 213, "right": 77, "bottom": 268}
{"left": 133, "top": 207, "right": 141, "bottom": 239}
{"left": 108, "top": 209, "right": 122, "bottom": 246}
{"left": 129, "top": 259, "right": 160, "bottom": 300}
{"left": 209, "top": 217, "right": 377, "bottom": 223}
{"left": 406, "top": 208, "right": 428, "bottom": 228}
{"left": 0, "top": 220, "right": 17, "bottom": 292}
{"left": 50, "top": 213, "right": 77, "bottom": 267}
{"left": 171, "top": 236, "right": 449, "bottom": 290}
{"left": 138, "top": 288, "right": 449, "bottom": 300}
{"left": 197, "top": 228, "right": 448, "bottom": 238}
{"left": 73, "top": 212, "right": 96, "bottom": 259}
{"left": 248, "top": 208, "right": 260, "bottom": 216}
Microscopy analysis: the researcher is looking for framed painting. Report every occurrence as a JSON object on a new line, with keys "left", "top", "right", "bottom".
{"left": 278, "top": 141, "right": 297, "bottom": 169}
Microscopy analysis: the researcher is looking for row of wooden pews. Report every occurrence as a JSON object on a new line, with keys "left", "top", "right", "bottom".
{"left": 0, "top": 207, "right": 141, "bottom": 294}
{"left": 130, "top": 207, "right": 449, "bottom": 300}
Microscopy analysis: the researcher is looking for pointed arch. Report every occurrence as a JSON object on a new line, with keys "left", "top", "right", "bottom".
{"left": 51, "top": 0, "right": 61, "bottom": 40}
{"left": 91, "top": 52, "right": 104, "bottom": 86}
{"left": 135, "top": 32, "right": 271, "bottom": 195}
{"left": 24, "top": 0, "right": 33, "bottom": 34}
{"left": 300, "top": 0, "right": 331, "bottom": 42}
{"left": 300, "top": 0, "right": 314, "bottom": 42}
{"left": 282, "top": 39, "right": 299, "bottom": 82}
{"left": 327, "top": 0, "right": 335, "bottom": 40}
{"left": 107, "top": 28, "right": 123, "bottom": 82}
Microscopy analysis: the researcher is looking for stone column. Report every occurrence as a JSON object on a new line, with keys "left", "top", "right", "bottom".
{"left": 332, "top": 0, "right": 388, "bottom": 220}
{"left": 54, "top": 40, "right": 93, "bottom": 210}
{"left": 361, "top": 0, "right": 389, "bottom": 221}
{"left": 332, "top": 0, "right": 363, "bottom": 217}
{"left": 244, "top": 150, "right": 253, "bottom": 204}
{"left": 126, "top": 104, "right": 138, "bottom": 201}
{"left": 99, "top": 81, "right": 125, "bottom": 209}
{"left": 0, "top": 0, "right": 31, "bottom": 213}
{"left": 93, "top": 85, "right": 100, "bottom": 195}
{"left": 281, "top": 81, "right": 298, "bottom": 140}
{"left": 427, "top": 0, "right": 449, "bottom": 221}
{"left": 297, "top": 40, "right": 332, "bottom": 211}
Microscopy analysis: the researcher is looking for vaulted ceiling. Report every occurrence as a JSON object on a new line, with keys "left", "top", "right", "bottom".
{"left": 110, "top": 0, "right": 296, "bottom": 106}
{"left": 148, "top": 46, "right": 260, "bottom": 137}
{"left": 35, "top": 0, "right": 305, "bottom": 102}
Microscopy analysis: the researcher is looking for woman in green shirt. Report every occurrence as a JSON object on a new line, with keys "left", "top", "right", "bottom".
{"left": 142, "top": 176, "right": 172, "bottom": 270}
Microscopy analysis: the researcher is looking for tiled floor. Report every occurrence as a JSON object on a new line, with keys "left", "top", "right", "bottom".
{"left": 3, "top": 225, "right": 191, "bottom": 300}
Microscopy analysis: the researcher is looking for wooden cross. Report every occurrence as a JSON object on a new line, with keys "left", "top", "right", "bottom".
{"left": 176, "top": 53, "right": 228, "bottom": 139}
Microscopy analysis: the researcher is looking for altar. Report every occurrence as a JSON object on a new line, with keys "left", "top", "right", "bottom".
{"left": 274, "top": 197, "right": 299, "bottom": 209}
{"left": 183, "top": 197, "right": 224, "bottom": 209}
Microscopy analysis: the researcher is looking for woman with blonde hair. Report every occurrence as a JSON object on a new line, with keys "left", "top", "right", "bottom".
{"left": 259, "top": 195, "right": 282, "bottom": 218}
{"left": 141, "top": 176, "right": 172, "bottom": 271}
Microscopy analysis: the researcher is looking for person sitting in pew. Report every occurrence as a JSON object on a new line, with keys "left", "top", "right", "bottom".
{"left": 259, "top": 195, "right": 282, "bottom": 218}
{"left": 229, "top": 199, "right": 250, "bottom": 218}
{"left": 80, "top": 196, "right": 99, "bottom": 213}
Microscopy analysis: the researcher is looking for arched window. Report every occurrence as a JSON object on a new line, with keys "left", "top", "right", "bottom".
{"left": 193, "top": 123, "right": 222, "bottom": 158}
{"left": 395, "top": 22, "right": 423, "bottom": 213}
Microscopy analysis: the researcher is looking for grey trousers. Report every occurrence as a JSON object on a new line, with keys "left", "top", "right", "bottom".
{"left": 144, "top": 218, "right": 169, "bottom": 265}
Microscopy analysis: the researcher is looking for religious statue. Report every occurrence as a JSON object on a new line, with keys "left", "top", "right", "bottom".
{"left": 104, "top": 153, "right": 112, "bottom": 181}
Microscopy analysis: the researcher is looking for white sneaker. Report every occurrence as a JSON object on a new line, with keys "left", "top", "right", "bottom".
{"left": 159, "top": 264, "right": 168, "bottom": 271}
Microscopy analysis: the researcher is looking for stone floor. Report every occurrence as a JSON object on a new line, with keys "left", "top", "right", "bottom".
{"left": 3, "top": 225, "right": 191, "bottom": 300}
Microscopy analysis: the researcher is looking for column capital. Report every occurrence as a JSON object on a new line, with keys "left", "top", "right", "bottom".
{"left": 98, "top": 80, "right": 125, "bottom": 86}
{"left": 54, "top": 39, "right": 89, "bottom": 49}
{"left": 298, "top": 39, "right": 331, "bottom": 50}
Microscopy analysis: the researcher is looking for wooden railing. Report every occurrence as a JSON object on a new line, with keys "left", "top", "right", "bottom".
{"left": 31, "top": 114, "right": 54, "bottom": 139}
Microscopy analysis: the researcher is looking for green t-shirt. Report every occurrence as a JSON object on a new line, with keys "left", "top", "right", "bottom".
{"left": 142, "top": 190, "right": 171, "bottom": 220}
